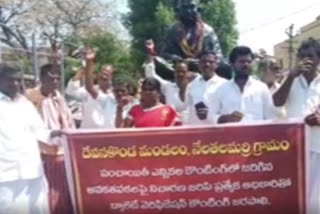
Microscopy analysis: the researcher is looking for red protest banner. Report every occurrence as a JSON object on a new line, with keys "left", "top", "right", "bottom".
{"left": 64, "top": 122, "right": 306, "bottom": 214}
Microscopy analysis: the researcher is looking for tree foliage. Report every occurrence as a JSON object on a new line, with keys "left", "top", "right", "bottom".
{"left": 124, "top": 0, "right": 238, "bottom": 62}
{"left": 0, "top": 0, "right": 114, "bottom": 51}
{"left": 81, "top": 31, "right": 136, "bottom": 81}
{"left": 124, "top": 0, "right": 175, "bottom": 63}
{"left": 63, "top": 31, "right": 137, "bottom": 86}
{"left": 0, "top": 0, "right": 34, "bottom": 49}
{"left": 0, "top": 0, "right": 135, "bottom": 87}
{"left": 199, "top": 0, "right": 238, "bottom": 55}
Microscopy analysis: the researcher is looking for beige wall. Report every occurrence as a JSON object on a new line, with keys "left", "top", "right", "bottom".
{"left": 274, "top": 15, "right": 320, "bottom": 70}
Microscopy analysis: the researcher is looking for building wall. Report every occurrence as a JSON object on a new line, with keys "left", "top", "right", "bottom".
{"left": 274, "top": 15, "right": 320, "bottom": 70}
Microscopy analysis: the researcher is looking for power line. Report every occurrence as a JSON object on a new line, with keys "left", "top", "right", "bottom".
{"left": 240, "top": 2, "right": 319, "bottom": 34}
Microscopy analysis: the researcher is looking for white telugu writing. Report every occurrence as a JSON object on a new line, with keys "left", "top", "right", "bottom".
{"left": 86, "top": 178, "right": 292, "bottom": 196}
{"left": 100, "top": 168, "right": 149, "bottom": 178}
{"left": 242, "top": 178, "right": 292, "bottom": 190}
{"left": 87, "top": 185, "right": 149, "bottom": 196}
{"left": 140, "top": 199, "right": 188, "bottom": 210}
{"left": 110, "top": 200, "right": 139, "bottom": 213}
{"left": 189, "top": 197, "right": 231, "bottom": 208}
{"left": 90, "top": 161, "right": 292, "bottom": 213}
{"left": 242, "top": 162, "right": 273, "bottom": 172}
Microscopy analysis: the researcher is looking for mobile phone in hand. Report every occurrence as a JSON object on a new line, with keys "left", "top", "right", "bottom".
{"left": 195, "top": 102, "right": 208, "bottom": 120}
{"left": 195, "top": 102, "right": 207, "bottom": 110}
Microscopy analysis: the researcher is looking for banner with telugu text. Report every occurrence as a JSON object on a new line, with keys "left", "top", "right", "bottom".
{"left": 64, "top": 122, "right": 306, "bottom": 214}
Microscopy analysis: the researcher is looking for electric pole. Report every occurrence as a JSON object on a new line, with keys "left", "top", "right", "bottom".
{"left": 285, "top": 24, "right": 295, "bottom": 70}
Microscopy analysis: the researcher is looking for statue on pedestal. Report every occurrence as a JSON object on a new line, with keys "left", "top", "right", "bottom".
{"left": 150, "top": 0, "right": 223, "bottom": 80}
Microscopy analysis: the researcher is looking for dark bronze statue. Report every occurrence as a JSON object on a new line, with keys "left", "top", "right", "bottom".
{"left": 150, "top": 0, "right": 223, "bottom": 79}
{"left": 162, "top": 0, "right": 222, "bottom": 62}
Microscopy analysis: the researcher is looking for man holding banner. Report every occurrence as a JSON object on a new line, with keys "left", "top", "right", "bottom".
{"left": 301, "top": 39, "right": 320, "bottom": 214}
{"left": 0, "top": 64, "right": 61, "bottom": 214}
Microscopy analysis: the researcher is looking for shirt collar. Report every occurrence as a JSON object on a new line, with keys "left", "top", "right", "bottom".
{"left": 98, "top": 87, "right": 113, "bottom": 95}
{"left": 231, "top": 76, "right": 254, "bottom": 86}
{"left": 200, "top": 74, "right": 222, "bottom": 83}
{"left": 313, "top": 74, "right": 320, "bottom": 84}
{"left": 0, "top": 91, "right": 8, "bottom": 100}
{"left": 298, "top": 73, "right": 320, "bottom": 89}
{"left": 270, "top": 82, "right": 280, "bottom": 90}
{"left": 37, "top": 86, "right": 61, "bottom": 98}
{"left": 0, "top": 91, "right": 22, "bottom": 102}
{"left": 310, "top": 73, "right": 320, "bottom": 82}
{"left": 298, "top": 75, "right": 308, "bottom": 87}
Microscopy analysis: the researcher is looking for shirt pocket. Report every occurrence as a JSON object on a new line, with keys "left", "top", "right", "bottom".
{"left": 220, "top": 94, "right": 240, "bottom": 115}
{"left": 244, "top": 94, "right": 263, "bottom": 118}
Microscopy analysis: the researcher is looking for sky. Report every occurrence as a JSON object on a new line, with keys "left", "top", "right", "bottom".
{"left": 235, "top": 0, "right": 320, "bottom": 54}
{"left": 113, "top": 0, "right": 320, "bottom": 55}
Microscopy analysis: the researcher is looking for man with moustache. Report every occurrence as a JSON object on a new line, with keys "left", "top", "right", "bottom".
{"left": 65, "top": 64, "right": 115, "bottom": 129}
{"left": 144, "top": 39, "right": 199, "bottom": 123}
{"left": 206, "top": 46, "right": 275, "bottom": 124}
{"left": 26, "top": 64, "right": 74, "bottom": 214}
{"left": 274, "top": 38, "right": 320, "bottom": 119}
{"left": 184, "top": 50, "right": 226, "bottom": 125}
{"left": 289, "top": 38, "right": 320, "bottom": 214}
{"left": 0, "top": 64, "right": 62, "bottom": 214}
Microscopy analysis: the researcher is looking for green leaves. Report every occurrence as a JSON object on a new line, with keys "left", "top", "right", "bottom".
{"left": 82, "top": 31, "right": 136, "bottom": 81}
{"left": 200, "top": 0, "right": 238, "bottom": 55}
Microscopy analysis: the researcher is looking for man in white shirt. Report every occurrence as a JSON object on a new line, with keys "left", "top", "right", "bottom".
{"left": 273, "top": 38, "right": 320, "bottom": 119}
{"left": 206, "top": 46, "right": 275, "bottom": 124}
{"left": 297, "top": 39, "right": 320, "bottom": 214}
{"left": 304, "top": 88, "right": 320, "bottom": 214}
{"left": 259, "top": 57, "right": 282, "bottom": 91}
{"left": 0, "top": 64, "right": 57, "bottom": 214}
{"left": 65, "top": 64, "right": 114, "bottom": 128}
{"left": 184, "top": 50, "right": 227, "bottom": 125}
{"left": 82, "top": 48, "right": 136, "bottom": 129}
{"left": 144, "top": 56, "right": 196, "bottom": 123}
{"left": 259, "top": 56, "right": 286, "bottom": 119}
{"left": 143, "top": 39, "right": 199, "bottom": 123}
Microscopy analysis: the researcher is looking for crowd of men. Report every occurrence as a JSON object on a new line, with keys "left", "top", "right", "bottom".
{"left": 1, "top": 37, "right": 320, "bottom": 213}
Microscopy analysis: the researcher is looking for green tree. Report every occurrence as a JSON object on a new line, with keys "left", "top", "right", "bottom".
{"left": 200, "top": 0, "right": 238, "bottom": 55}
{"left": 83, "top": 31, "right": 137, "bottom": 83}
{"left": 124, "top": 0, "right": 238, "bottom": 63}
{"left": 124, "top": 0, "right": 175, "bottom": 63}
{"left": 64, "top": 31, "right": 137, "bottom": 86}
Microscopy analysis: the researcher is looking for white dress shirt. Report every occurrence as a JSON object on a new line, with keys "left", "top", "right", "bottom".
{"left": 284, "top": 75, "right": 320, "bottom": 118}
{"left": 0, "top": 92, "right": 51, "bottom": 183}
{"left": 66, "top": 80, "right": 114, "bottom": 128}
{"left": 303, "top": 75, "right": 320, "bottom": 153}
{"left": 143, "top": 62, "right": 188, "bottom": 122}
{"left": 66, "top": 81, "right": 135, "bottom": 129}
{"left": 206, "top": 77, "right": 275, "bottom": 123}
{"left": 185, "top": 74, "right": 227, "bottom": 125}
